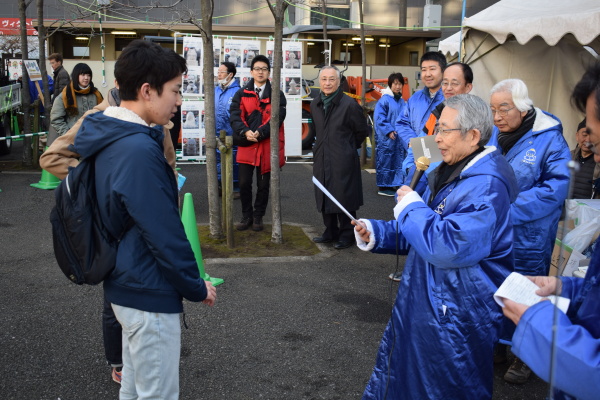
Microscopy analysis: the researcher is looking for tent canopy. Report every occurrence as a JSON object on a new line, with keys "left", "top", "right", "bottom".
{"left": 439, "top": 0, "right": 600, "bottom": 146}
{"left": 463, "top": 0, "right": 600, "bottom": 47}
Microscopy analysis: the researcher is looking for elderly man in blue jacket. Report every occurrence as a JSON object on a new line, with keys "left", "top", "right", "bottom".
{"left": 73, "top": 40, "right": 216, "bottom": 399}
{"left": 488, "top": 78, "right": 571, "bottom": 384}
{"left": 500, "top": 61, "right": 600, "bottom": 400}
{"left": 355, "top": 94, "right": 518, "bottom": 400}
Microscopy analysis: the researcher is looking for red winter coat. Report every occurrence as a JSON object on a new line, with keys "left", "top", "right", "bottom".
{"left": 230, "top": 79, "right": 286, "bottom": 174}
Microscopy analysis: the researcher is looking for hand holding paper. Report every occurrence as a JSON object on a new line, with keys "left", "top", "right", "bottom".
{"left": 494, "top": 272, "right": 570, "bottom": 313}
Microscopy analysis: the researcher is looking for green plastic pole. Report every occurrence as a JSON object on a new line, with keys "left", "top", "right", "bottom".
{"left": 181, "top": 192, "right": 224, "bottom": 286}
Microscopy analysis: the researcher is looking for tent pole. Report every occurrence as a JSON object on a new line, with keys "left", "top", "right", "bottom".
{"left": 458, "top": 0, "right": 466, "bottom": 61}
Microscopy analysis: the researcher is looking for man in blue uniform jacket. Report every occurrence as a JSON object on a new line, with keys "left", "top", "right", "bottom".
{"left": 501, "top": 61, "right": 600, "bottom": 400}
{"left": 354, "top": 94, "right": 518, "bottom": 400}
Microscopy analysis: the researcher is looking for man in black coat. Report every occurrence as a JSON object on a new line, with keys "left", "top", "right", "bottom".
{"left": 311, "top": 65, "right": 369, "bottom": 249}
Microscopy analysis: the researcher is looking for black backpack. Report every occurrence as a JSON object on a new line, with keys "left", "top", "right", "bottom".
{"left": 49, "top": 156, "right": 131, "bottom": 285}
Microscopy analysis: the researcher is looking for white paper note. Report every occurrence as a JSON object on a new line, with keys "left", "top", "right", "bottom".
{"left": 494, "top": 272, "right": 570, "bottom": 314}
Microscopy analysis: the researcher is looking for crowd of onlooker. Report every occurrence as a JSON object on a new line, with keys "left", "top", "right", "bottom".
{"left": 38, "top": 44, "right": 599, "bottom": 400}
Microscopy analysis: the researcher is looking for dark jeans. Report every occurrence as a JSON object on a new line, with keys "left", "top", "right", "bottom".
{"left": 103, "top": 293, "right": 122, "bottom": 367}
{"left": 322, "top": 211, "right": 356, "bottom": 242}
{"left": 238, "top": 163, "right": 270, "bottom": 218}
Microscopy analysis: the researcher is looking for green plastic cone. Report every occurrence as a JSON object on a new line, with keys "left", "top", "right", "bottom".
{"left": 31, "top": 168, "right": 61, "bottom": 189}
{"left": 181, "top": 192, "right": 224, "bottom": 286}
{"left": 31, "top": 146, "right": 61, "bottom": 189}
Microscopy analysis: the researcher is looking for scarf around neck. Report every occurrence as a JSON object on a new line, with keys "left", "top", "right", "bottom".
{"left": 62, "top": 81, "right": 103, "bottom": 116}
{"left": 321, "top": 87, "right": 341, "bottom": 113}
{"left": 498, "top": 108, "right": 535, "bottom": 155}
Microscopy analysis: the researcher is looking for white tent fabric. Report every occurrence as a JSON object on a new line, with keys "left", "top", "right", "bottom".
{"left": 439, "top": 31, "right": 461, "bottom": 57}
{"left": 463, "top": 0, "right": 600, "bottom": 47}
{"left": 453, "top": 0, "right": 600, "bottom": 147}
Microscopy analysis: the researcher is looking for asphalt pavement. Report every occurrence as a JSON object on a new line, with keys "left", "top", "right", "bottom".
{"left": 0, "top": 140, "right": 548, "bottom": 399}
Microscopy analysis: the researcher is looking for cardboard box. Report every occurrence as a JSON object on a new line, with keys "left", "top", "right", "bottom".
{"left": 550, "top": 239, "right": 587, "bottom": 277}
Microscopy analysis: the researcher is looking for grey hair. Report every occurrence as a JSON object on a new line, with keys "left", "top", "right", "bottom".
{"left": 319, "top": 65, "right": 341, "bottom": 80}
{"left": 490, "top": 78, "right": 534, "bottom": 112}
{"left": 444, "top": 94, "right": 493, "bottom": 146}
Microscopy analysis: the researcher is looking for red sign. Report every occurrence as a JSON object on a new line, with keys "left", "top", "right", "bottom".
{"left": 0, "top": 18, "right": 37, "bottom": 36}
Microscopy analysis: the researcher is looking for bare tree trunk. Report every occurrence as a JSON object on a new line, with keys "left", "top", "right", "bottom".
{"left": 19, "top": 0, "right": 32, "bottom": 166}
{"left": 358, "top": 0, "right": 367, "bottom": 166}
{"left": 266, "top": 0, "right": 288, "bottom": 244}
{"left": 37, "top": 0, "right": 51, "bottom": 134}
{"left": 200, "top": 0, "right": 222, "bottom": 238}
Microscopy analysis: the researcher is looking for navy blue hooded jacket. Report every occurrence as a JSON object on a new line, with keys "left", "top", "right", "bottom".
{"left": 72, "top": 107, "right": 208, "bottom": 313}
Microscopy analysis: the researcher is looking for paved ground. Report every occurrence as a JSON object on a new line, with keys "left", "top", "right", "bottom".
{"left": 0, "top": 141, "right": 548, "bottom": 399}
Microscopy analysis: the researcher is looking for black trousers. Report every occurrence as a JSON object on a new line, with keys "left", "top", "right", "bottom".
{"left": 321, "top": 211, "right": 356, "bottom": 242}
{"left": 102, "top": 293, "right": 122, "bottom": 367}
{"left": 238, "top": 163, "right": 270, "bottom": 218}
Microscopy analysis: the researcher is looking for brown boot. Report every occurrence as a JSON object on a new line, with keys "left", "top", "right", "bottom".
{"left": 236, "top": 217, "right": 252, "bottom": 231}
{"left": 252, "top": 216, "right": 264, "bottom": 231}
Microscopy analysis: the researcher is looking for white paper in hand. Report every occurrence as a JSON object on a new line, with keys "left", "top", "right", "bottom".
{"left": 312, "top": 176, "right": 363, "bottom": 226}
{"left": 494, "top": 272, "right": 570, "bottom": 314}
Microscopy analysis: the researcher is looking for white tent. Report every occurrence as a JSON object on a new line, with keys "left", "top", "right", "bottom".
{"left": 439, "top": 31, "right": 460, "bottom": 58}
{"left": 441, "top": 0, "right": 600, "bottom": 146}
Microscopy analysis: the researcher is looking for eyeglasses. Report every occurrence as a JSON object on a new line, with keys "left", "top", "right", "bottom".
{"left": 252, "top": 67, "right": 269, "bottom": 72}
{"left": 434, "top": 125, "right": 462, "bottom": 136}
{"left": 441, "top": 81, "right": 463, "bottom": 88}
{"left": 217, "top": 70, "right": 229, "bottom": 75}
{"left": 490, "top": 106, "right": 516, "bottom": 117}
{"left": 319, "top": 78, "right": 339, "bottom": 83}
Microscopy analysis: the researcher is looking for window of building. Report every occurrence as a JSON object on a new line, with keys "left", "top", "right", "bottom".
{"left": 310, "top": 7, "right": 350, "bottom": 29}
{"left": 409, "top": 51, "right": 419, "bottom": 66}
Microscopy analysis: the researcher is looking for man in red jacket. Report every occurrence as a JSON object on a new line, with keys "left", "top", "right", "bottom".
{"left": 230, "top": 55, "right": 287, "bottom": 231}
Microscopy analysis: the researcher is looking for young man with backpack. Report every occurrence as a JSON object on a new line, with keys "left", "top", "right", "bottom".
{"left": 42, "top": 85, "right": 178, "bottom": 385}
{"left": 69, "top": 40, "right": 216, "bottom": 399}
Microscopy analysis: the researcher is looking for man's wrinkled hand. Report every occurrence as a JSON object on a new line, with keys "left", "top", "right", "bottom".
{"left": 352, "top": 220, "right": 370, "bottom": 243}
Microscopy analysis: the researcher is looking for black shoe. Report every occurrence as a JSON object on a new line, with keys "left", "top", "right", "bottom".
{"left": 312, "top": 236, "right": 332, "bottom": 243}
{"left": 333, "top": 240, "right": 353, "bottom": 250}
{"left": 252, "top": 216, "right": 264, "bottom": 231}
{"left": 236, "top": 217, "right": 252, "bottom": 231}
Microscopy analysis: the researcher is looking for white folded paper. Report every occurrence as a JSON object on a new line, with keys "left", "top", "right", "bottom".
{"left": 494, "top": 272, "right": 570, "bottom": 314}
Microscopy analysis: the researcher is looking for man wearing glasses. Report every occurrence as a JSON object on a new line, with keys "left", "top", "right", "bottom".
{"left": 354, "top": 94, "right": 517, "bottom": 399}
{"left": 215, "top": 61, "right": 241, "bottom": 198}
{"left": 230, "top": 55, "right": 286, "bottom": 232}
{"left": 311, "top": 65, "right": 369, "bottom": 250}
{"left": 489, "top": 78, "right": 570, "bottom": 384}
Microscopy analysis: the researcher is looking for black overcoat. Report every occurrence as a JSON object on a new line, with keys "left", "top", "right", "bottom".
{"left": 311, "top": 89, "right": 369, "bottom": 213}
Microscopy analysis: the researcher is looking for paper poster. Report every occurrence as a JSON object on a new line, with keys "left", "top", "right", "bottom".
{"left": 213, "top": 36, "right": 221, "bottom": 76}
{"left": 24, "top": 59, "right": 42, "bottom": 81}
{"left": 8, "top": 59, "right": 22, "bottom": 80}
{"left": 238, "top": 71, "right": 251, "bottom": 89}
{"left": 183, "top": 36, "right": 202, "bottom": 68}
{"left": 266, "top": 41, "right": 275, "bottom": 68}
{"left": 283, "top": 42, "right": 302, "bottom": 70}
{"left": 240, "top": 40, "right": 261, "bottom": 70}
{"left": 223, "top": 39, "right": 243, "bottom": 69}
{"left": 183, "top": 66, "right": 202, "bottom": 97}
{"left": 282, "top": 70, "right": 302, "bottom": 97}
{"left": 181, "top": 100, "right": 205, "bottom": 160}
